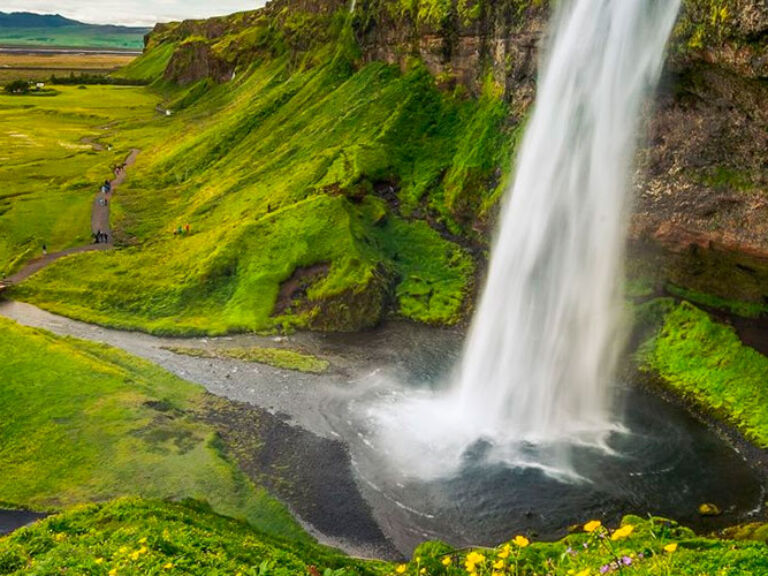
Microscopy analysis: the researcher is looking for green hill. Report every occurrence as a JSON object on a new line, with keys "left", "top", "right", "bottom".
{"left": 11, "top": 4, "right": 513, "bottom": 335}
{"left": 0, "top": 12, "right": 148, "bottom": 50}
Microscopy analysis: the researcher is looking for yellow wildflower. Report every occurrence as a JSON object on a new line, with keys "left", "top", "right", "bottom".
{"left": 419, "top": 569, "right": 426, "bottom": 575}
{"left": 497, "top": 544, "right": 511, "bottom": 559}
{"left": 396, "top": 564, "right": 407, "bottom": 574}
{"left": 492, "top": 573, "right": 503, "bottom": 576}
{"left": 109, "top": 570, "right": 118, "bottom": 576}
{"left": 131, "top": 550, "right": 141, "bottom": 561}
{"left": 512, "top": 535, "right": 530, "bottom": 548}
{"left": 466, "top": 552, "right": 486, "bottom": 564}
{"left": 54, "top": 533, "right": 66, "bottom": 542}
{"left": 583, "top": 520, "right": 602, "bottom": 533}
{"left": 163, "top": 562, "right": 174, "bottom": 570}
{"left": 493, "top": 559, "right": 504, "bottom": 570}
{"left": 442, "top": 557, "right": 452, "bottom": 566}
{"left": 611, "top": 524, "right": 635, "bottom": 541}
{"left": 576, "top": 570, "right": 590, "bottom": 576}
{"left": 664, "top": 542, "right": 678, "bottom": 553}
{"left": 138, "top": 537, "right": 147, "bottom": 545}
{"left": 118, "top": 546, "right": 128, "bottom": 554}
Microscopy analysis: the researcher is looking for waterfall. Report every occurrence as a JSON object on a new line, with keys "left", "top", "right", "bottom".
{"left": 456, "top": 0, "right": 681, "bottom": 443}
{"left": 365, "top": 0, "right": 681, "bottom": 480}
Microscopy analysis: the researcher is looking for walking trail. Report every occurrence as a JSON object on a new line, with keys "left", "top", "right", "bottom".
{"left": 1, "top": 149, "right": 139, "bottom": 286}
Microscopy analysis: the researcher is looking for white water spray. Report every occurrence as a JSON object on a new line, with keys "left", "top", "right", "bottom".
{"left": 365, "top": 0, "right": 681, "bottom": 479}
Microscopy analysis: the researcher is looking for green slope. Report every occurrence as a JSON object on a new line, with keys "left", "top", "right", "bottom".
{"left": 3, "top": 499, "right": 768, "bottom": 575}
{"left": 12, "top": 9, "right": 513, "bottom": 334}
{"left": 0, "top": 317, "right": 303, "bottom": 542}
{"left": 0, "top": 499, "right": 385, "bottom": 575}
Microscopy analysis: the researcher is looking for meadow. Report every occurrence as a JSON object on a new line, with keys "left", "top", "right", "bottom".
{"left": 0, "top": 317, "right": 303, "bottom": 542}
{"left": 0, "top": 84, "right": 158, "bottom": 279}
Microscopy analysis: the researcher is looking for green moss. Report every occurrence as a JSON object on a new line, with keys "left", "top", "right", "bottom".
{"left": 638, "top": 301, "right": 768, "bottom": 447}
{"left": 0, "top": 499, "right": 385, "bottom": 576}
{"left": 665, "top": 283, "right": 768, "bottom": 318}
{"left": 0, "top": 317, "right": 304, "bottom": 541}
{"left": 164, "top": 345, "right": 330, "bottom": 374}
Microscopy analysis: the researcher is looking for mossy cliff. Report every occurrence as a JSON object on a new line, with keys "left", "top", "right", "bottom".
{"left": 14, "top": 0, "right": 768, "bottom": 334}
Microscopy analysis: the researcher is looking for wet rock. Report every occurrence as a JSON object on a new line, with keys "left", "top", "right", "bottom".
{"left": 698, "top": 502, "right": 723, "bottom": 516}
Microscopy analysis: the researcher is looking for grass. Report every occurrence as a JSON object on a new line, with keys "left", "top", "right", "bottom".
{"left": 0, "top": 29, "right": 147, "bottom": 51}
{"left": 3, "top": 501, "right": 768, "bottom": 575}
{"left": 0, "top": 498, "right": 385, "bottom": 576}
{"left": 0, "top": 316, "right": 304, "bottom": 542}
{"left": 0, "top": 84, "right": 159, "bottom": 278}
{"left": 11, "top": 25, "right": 510, "bottom": 333}
{"left": 638, "top": 301, "right": 768, "bottom": 447}
{"left": 394, "top": 515, "right": 768, "bottom": 576}
{"left": 164, "top": 345, "right": 330, "bottom": 374}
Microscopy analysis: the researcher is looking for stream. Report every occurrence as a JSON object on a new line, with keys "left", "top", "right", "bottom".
{"left": 0, "top": 300, "right": 764, "bottom": 555}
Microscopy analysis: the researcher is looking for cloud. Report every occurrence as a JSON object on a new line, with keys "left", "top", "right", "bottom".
{"left": 0, "top": 0, "right": 267, "bottom": 26}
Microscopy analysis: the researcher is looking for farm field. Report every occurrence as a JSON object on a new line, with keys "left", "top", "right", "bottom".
{"left": 0, "top": 50, "right": 137, "bottom": 85}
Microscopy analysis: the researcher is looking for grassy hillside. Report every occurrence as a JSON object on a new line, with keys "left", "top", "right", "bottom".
{"left": 0, "top": 499, "right": 385, "bottom": 575}
{"left": 639, "top": 301, "right": 768, "bottom": 447}
{"left": 3, "top": 499, "right": 768, "bottom": 575}
{"left": 0, "top": 317, "right": 303, "bottom": 541}
{"left": 11, "top": 10, "right": 513, "bottom": 334}
{"left": 0, "top": 85, "right": 158, "bottom": 278}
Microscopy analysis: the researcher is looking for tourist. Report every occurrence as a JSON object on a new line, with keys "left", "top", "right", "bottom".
{"left": 42, "top": 244, "right": 47, "bottom": 256}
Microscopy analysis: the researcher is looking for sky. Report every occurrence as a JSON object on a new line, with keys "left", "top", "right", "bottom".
{"left": 0, "top": 1, "right": 267, "bottom": 27}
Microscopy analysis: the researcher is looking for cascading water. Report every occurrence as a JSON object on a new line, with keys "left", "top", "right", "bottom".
{"left": 364, "top": 0, "right": 681, "bottom": 480}
{"left": 456, "top": 0, "right": 681, "bottom": 443}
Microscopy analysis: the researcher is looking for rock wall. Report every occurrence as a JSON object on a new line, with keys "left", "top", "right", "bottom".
{"left": 144, "top": 0, "right": 768, "bottom": 308}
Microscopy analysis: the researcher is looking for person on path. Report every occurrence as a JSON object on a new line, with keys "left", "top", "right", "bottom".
{"left": 185, "top": 224, "right": 190, "bottom": 234}
{"left": 42, "top": 244, "right": 47, "bottom": 256}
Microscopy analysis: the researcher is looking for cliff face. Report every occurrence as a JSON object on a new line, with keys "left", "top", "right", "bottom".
{"left": 351, "top": 0, "right": 768, "bottom": 306}
{"left": 137, "top": 0, "right": 768, "bottom": 318}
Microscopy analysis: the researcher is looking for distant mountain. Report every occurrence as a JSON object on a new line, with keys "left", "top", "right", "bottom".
{"left": 0, "top": 12, "right": 150, "bottom": 50}
{"left": 0, "top": 12, "right": 76, "bottom": 28}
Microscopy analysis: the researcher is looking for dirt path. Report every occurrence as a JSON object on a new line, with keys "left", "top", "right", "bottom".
{"left": 1, "top": 149, "right": 139, "bottom": 288}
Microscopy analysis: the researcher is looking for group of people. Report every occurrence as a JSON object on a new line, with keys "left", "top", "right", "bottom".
{"left": 173, "top": 224, "right": 191, "bottom": 236}
{"left": 94, "top": 177, "right": 113, "bottom": 244}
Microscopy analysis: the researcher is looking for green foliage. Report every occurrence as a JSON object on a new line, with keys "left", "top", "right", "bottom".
{"left": 675, "top": 0, "right": 737, "bottom": 52}
{"left": 639, "top": 301, "right": 768, "bottom": 447}
{"left": 14, "top": 34, "right": 505, "bottom": 333}
{"left": 164, "top": 345, "right": 330, "bottom": 374}
{"left": 391, "top": 515, "right": 768, "bottom": 575}
{"left": 0, "top": 317, "right": 304, "bottom": 541}
{"left": 3, "top": 80, "right": 29, "bottom": 94}
{"left": 5, "top": 502, "right": 768, "bottom": 575}
{"left": 0, "top": 498, "right": 386, "bottom": 576}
